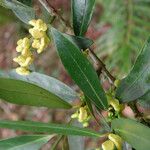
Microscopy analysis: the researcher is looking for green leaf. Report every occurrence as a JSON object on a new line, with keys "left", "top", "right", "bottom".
{"left": 51, "top": 28, "right": 108, "bottom": 110}
{"left": 6, "top": 70, "right": 78, "bottom": 103}
{"left": 112, "top": 118, "right": 150, "bottom": 150}
{"left": 0, "top": 0, "right": 35, "bottom": 24}
{"left": 0, "top": 135, "right": 54, "bottom": 150}
{"left": 48, "top": 26, "right": 93, "bottom": 50}
{"left": 0, "top": 77, "right": 72, "bottom": 109}
{"left": 116, "top": 38, "right": 150, "bottom": 102}
{"left": 137, "top": 92, "right": 150, "bottom": 109}
{"left": 85, "top": 96, "right": 111, "bottom": 132}
{"left": 0, "top": 120, "right": 103, "bottom": 137}
{"left": 72, "top": 0, "right": 95, "bottom": 36}
{"left": 65, "top": 34, "right": 93, "bottom": 50}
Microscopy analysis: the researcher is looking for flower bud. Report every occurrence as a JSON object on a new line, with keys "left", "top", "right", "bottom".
{"left": 108, "top": 134, "right": 123, "bottom": 150}
{"left": 29, "top": 19, "right": 37, "bottom": 26}
{"left": 16, "top": 67, "right": 30, "bottom": 75}
{"left": 114, "top": 79, "right": 120, "bottom": 87}
{"left": 29, "top": 28, "right": 45, "bottom": 39}
{"left": 109, "top": 99, "right": 121, "bottom": 112}
{"left": 71, "top": 112, "right": 78, "bottom": 119}
{"left": 29, "top": 19, "right": 47, "bottom": 31}
{"left": 13, "top": 55, "right": 33, "bottom": 67}
{"left": 36, "top": 19, "right": 47, "bottom": 31}
{"left": 83, "top": 122, "right": 89, "bottom": 127}
{"left": 102, "top": 140, "right": 115, "bottom": 150}
{"left": 78, "top": 107, "right": 88, "bottom": 122}
{"left": 16, "top": 37, "right": 30, "bottom": 52}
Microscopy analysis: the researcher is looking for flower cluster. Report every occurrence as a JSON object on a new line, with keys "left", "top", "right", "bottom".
{"left": 71, "top": 106, "right": 91, "bottom": 127}
{"left": 13, "top": 37, "right": 33, "bottom": 75}
{"left": 106, "top": 81, "right": 124, "bottom": 121}
{"left": 13, "top": 19, "right": 50, "bottom": 75}
{"left": 29, "top": 19, "right": 50, "bottom": 54}
{"left": 107, "top": 97, "right": 124, "bottom": 120}
{"left": 102, "top": 134, "right": 123, "bottom": 150}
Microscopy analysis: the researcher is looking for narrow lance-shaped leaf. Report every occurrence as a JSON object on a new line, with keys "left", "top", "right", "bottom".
{"left": 0, "top": 0, "right": 35, "bottom": 24}
{"left": 85, "top": 96, "right": 111, "bottom": 132}
{"left": 0, "top": 120, "right": 104, "bottom": 138}
{"left": 0, "top": 77, "right": 72, "bottom": 109}
{"left": 47, "top": 26, "right": 94, "bottom": 50}
{"left": 116, "top": 38, "right": 150, "bottom": 102}
{"left": 6, "top": 70, "right": 78, "bottom": 103}
{"left": 72, "top": 0, "right": 95, "bottom": 36}
{"left": 0, "top": 135, "right": 54, "bottom": 150}
{"left": 65, "top": 34, "right": 93, "bottom": 50}
{"left": 51, "top": 28, "right": 108, "bottom": 110}
{"left": 112, "top": 118, "right": 150, "bottom": 150}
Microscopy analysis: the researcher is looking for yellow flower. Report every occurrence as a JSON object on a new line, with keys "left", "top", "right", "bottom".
{"left": 14, "top": 19, "right": 50, "bottom": 76}
{"left": 38, "top": 36, "right": 49, "bottom": 53}
{"left": 71, "top": 112, "right": 78, "bottom": 119}
{"left": 36, "top": 19, "right": 47, "bottom": 31}
{"left": 16, "top": 37, "right": 30, "bottom": 52}
{"left": 29, "top": 19, "right": 50, "bottom": 53}
{"left": 28, "top": 19, "right": 36, "bottom": 26}
{"left": 29, "top": 28, "right": 45, "bottom": 39}
{"left": 83, "top": 122, "right": 89, "bottom": 127}
{"left": 16, "top": 67, "right": 30, "bottom": 75}
{"left": 32, "top": 35, "right": 49, "bottom": 53}
{"left": 109, "top": 99, "right": 121, "bottom": 112}
{"left": 71, "top": 106, "right": 91, "bottom": 127}
{"left": 32, "top": 39, "right": 40, "bottom": 49}
{"left": 29, "top": 19, "right": 47, "bottom": 31}
{"left": 109, "top": 98, "right": 124, "bottom": 114}
{"left": 78, "top": 107, "right": 88, "bottom": 122}
{"left": 108, "top": 134, "right": 123, "bottom": 150}
{"left": 21, "top": 48, "right": 32, "bottom": 57}
{"left": 13, "top": 55, "right": 33, "bottom": 67}
{"left": 102, "top": 140, "right": 115, "bottom": 150}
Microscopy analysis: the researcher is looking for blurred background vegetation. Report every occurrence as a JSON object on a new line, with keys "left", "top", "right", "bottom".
{"left": 0, "top": 0, "right": 150, "bottom": 149}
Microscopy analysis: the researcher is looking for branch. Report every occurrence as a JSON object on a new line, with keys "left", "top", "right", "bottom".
{"left": 89, "top": 48, "right": 115, "bottom": 83}
{"left": 39, "top": 0, "right": 72, "bottom": 28}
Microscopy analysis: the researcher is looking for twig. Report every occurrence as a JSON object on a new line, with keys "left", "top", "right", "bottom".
{"left": 89, "top": 48, "right": 115, "bottom": 83}
{"left": 39, "top": 0, "right": 72, "bottom": 28}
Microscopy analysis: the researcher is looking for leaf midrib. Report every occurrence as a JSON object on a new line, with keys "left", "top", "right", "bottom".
{"left": 62, "top": 36, "right": 106, "bottom": 109}
{"left": 0, "top": 121, "right": 100, "bottom": 137}
{"left": 79, "top": 0, "right": 87, "bottom": 35}
{"left": 0, "top": 87, "right": 51, "bottom": 98}
{"left": 0, "top": 87, "right": 70, "bottom": 106}
{"left": 120, "top": 62, "right": 150, "bottom": 98}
